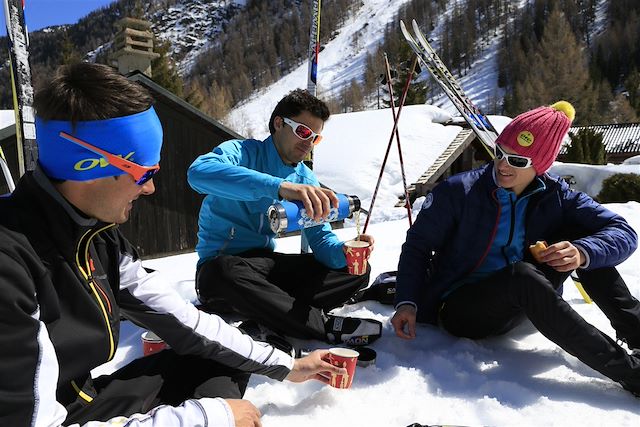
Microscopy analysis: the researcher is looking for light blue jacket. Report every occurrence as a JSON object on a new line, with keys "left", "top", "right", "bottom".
{"left": 188, "top": 136, "right": 346, "bottom": 268}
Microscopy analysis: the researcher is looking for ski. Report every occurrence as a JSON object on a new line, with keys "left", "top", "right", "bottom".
{"left": 306, "top": 0, "right": 321, "bottom": 95}
{"left": 402, "top": 20, "right": 496, "bottom": 154}
{"left": 3, "top": 0, "right": 38, "bottom": 176}
{"left": 411, "top": 20, "right": 497, "bottom": 135}
{"left": 302, "top": 0, "right": 322, "bottom": 253}
{"left": 400, "top": 20, "right": 496, "bottom": 157}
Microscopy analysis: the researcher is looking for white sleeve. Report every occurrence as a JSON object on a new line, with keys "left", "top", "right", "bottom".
{"left": 118, "top": 253, "right": 294, "bottom": 379}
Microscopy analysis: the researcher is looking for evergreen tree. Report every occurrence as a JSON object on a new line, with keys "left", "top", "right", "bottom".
{"left": 60, "top": 30, "right": 81, "bottom": 65}
{"left": 392, "top": 57, "right": 426, "bottom": 106}
{"left": 151, "top": 40, "right": 184, "bottom": 98}
{"left": 625, "top": 69, "right": 640, "bottom": 117}
{"left": 566, "top": 128, "right": 606, "bottom": 164}
{"left": 506, "top": 7, "right": 600, "bottom": 124}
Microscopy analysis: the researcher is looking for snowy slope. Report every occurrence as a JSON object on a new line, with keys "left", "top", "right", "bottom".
{"left": 227, "top": 0, "right": 414, "bottom": 138}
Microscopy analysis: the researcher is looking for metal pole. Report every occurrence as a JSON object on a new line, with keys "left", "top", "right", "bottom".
{"left": 363, "top": 54, "right": 417, "bottom": 234}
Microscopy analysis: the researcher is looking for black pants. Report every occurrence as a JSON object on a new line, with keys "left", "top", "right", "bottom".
{"left": 439, "top": 262, "right": 640, "bottom": 392}
{"left": 64, "top": 349, "right": 249, "bottom": 425}
{"left": 196, "top": 249, "right": 370, "bottom": 341}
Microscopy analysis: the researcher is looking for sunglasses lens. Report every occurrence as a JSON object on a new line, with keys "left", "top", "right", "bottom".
{"left": 136, "top": 168, "right": 159, "bottom": 185}
{"left": 294, "top": 125, "right": 313, "bottom": 140}
{"left": 313, "top": 135, "right": 323, "bottom": 145}
{"left": 495, "top": 145, "right": 530, "bottom": 168}
{"left": 508, "top": 157, "right": 530, "bottom": 168}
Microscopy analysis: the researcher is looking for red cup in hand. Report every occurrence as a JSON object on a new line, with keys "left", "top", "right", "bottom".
{"left": 344, "top": 240, "right": 370, "bottom": 275}
{"left": 323, "top": 347, "right": 359, "bottom": 389}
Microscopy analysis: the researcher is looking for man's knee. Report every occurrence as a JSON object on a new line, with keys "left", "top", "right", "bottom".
{"left": 196, "top": 256, "right": 241, "bottom": 301}
{"left": 508, "top": 262, "right": 558, "bottom": 302}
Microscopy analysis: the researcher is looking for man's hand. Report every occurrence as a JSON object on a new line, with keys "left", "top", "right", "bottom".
{"left": 391, "top": 304, "right": 417, "bottom": 340}
{"left": 278, "top": 182, "right": 339, "bottom": 221}
{"left": 225, "top": 399, "right": 261, "bottom": 427}
{"left": 285, "top": 349, "right": 347, "bottom": 384}
{"left": 539, "top": 240, "right": 585, "bottom": 272}
{"left": 343, "top": 234, "right": 375, "bottom": 257}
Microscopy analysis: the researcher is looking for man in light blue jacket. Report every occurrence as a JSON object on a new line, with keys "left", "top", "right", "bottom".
{"left": 188, "top": 89, "right": 382, "bottom": 346}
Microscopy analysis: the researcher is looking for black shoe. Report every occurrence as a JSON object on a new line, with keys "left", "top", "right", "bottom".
{"left": 238, "top": 320, "right": 295, "bottom": 358}
{"left": 324, "top": 315, "right": 382, "bottom": 346}
{"left": 347, "top": 271, "right": 397, "bottom": 305}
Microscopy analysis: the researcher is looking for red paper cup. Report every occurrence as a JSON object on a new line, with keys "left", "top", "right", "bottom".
{"left": 141, "top": 331, "right": 167, "bottom": 356}
{"left": 344, "top": 240, "right": 370, "bottom": 275}
{"left": 323, "top": 347, "right": 359, "bottom": 389}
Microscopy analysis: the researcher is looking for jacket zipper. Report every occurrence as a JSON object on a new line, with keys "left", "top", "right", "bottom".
{"left": 71, "top": 380, "right": 94, "bottom": 403}
{"left": 501, "top": 195, "right": 517, "bottom": 264}
{"left": 468, "top": 188, "right": 501, "bottom": 274}
{"left": 75, "top": 224, "right": 117, "bottom": 362}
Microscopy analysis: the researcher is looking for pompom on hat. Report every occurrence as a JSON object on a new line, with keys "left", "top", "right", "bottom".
{"left": 495, "top": 101, "right": 575, "bottom": 175}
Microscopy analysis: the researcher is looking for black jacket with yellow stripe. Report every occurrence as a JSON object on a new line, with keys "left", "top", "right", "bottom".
{"left": 0, "top": 168, "right": 293, "bottom": 427}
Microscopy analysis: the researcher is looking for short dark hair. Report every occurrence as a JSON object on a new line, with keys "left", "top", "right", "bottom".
{"left": 34, "top": 62, "right": 154, "bottom": 123}
{"left": 268, "top": 89, "right": 330, "bottom": 134}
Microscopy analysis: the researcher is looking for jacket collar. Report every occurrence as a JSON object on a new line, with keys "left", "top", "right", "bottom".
{"left": 33, "top": 166, "right": 98, "bottom": 228}
{"left": 490, "top": 164, "right": 546, "bottom": 198}
{"left": 13, "top": 166, "right": 108, "bottom": 261}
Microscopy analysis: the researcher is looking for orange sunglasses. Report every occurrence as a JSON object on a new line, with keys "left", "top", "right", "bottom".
{"left": 59, "top": 131, "right": 159, "bottom": 185}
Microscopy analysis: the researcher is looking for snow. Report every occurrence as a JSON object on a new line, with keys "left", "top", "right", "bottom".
{"left": 95, "top": 104, "right": 640, "bottom": 426}
{"left": 550, "top": 163, "right": 640, "bottom": 197}
{"left": 0, "top": 110, "right": 15, "bottom": 130}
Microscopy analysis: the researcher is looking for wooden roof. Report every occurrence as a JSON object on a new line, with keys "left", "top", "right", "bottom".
{"left": 561, "top": 123, "right": 640, "bottom": 155}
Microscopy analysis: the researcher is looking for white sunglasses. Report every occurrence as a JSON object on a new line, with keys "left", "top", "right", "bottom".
{"left": 495, "top": 144, "right": 533, "bottom": 169}
{"left": 283, "top": 117, "right": 323, "bottom": 145}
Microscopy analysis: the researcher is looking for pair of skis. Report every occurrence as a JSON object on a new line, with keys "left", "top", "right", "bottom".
{"left": 2, "top": 0, "right": 37, "bottom": 192}
{"left": 400, "top": 19, "right": 497, "bottom": 158}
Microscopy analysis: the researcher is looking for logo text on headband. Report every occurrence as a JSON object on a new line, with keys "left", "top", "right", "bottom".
{"left": 74, "top": 152, "right": 136, "bottom": 171}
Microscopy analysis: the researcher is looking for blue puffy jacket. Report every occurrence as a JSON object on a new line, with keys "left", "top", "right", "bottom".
{"left": 187, "top": 136, "right": 346, "bottom": 269}
{"left": 396, "top": 164, "right": 638, "bottom": 324}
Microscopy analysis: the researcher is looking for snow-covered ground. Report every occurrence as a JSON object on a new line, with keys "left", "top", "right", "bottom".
{"left": 550, "top": 162, "right": 640, "bottom": 198}
{"left": 95, "top": 106, "right": 640, "bottom": 427}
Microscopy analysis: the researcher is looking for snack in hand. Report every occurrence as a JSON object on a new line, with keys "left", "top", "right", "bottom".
{"left": 529, "top": 240, "right": 548, "bottom": 262}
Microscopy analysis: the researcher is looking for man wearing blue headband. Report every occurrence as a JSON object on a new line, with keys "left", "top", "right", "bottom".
{"left": 188, "top": 89, "right": 382, "bottom": 346}
{"left": 0, "top": 63, "right": 346, "bottom": 427}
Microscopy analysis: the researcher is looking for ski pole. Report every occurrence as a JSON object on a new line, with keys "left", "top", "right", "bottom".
{"left": 363, "top": 53, "right": 417, "bottom": 234}
{"left": 386, "top": 54, "right": 418, "bottom": 227}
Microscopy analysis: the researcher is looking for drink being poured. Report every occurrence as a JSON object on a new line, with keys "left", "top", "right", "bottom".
{"left": 268, "top": 194, "right": 361, "bottom": 234}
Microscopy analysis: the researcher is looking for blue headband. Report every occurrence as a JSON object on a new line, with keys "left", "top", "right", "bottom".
{"left": 36, "top": 107, "right": 163, "bottom": 181}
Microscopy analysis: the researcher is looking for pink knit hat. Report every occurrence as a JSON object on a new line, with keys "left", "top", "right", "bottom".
{"left": 496, "top": 101, "right": 575, "bottom": 175}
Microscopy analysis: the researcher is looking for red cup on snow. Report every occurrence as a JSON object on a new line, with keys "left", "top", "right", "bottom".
{"left": 344, "top": 239, "right": 370, "bottom": 276}
{"left": 323, "top": 347, "right": 359, "bottom": 389}
{"left": 141, "top": 331, "right": 167, "bottom": 356}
